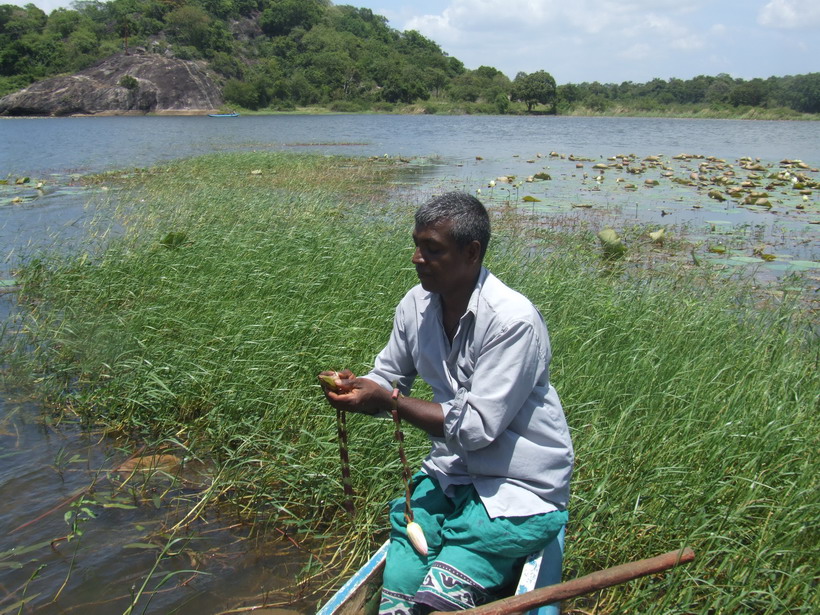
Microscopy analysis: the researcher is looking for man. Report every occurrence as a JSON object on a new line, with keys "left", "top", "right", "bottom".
{"left": 319, "top": 191, "right": 573, "bottom": 614}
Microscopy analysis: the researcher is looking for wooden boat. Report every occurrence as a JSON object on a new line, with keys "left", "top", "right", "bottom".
{"left": 208, "top": 111, "right": 240, "bottom": 117}
{"left": 316, "top": 528, "right": 565, "bottom": 615}
{"left": 316, "top": 530, "right": 695, "bottom": 615}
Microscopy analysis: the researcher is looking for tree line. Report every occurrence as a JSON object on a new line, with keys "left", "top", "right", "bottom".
{"left": 1, "top": 0, "right": 818, "bottom": 115}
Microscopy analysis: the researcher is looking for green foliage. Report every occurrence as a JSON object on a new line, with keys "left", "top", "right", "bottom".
{"left": 223, "top": 77, "right": 259, "bottom": 109}
{"left": 729, "top": 78, "right": 766, "bottom": 107}
{"left": 209, "top": 50, "right": 245, "bottom": 80}
{"left": 118, "top": 73, "right": 138, "bottom": 89}
{"left": 585, "top": 94, "right": 608, "bottom": 112}
{"left": 0, "top": 73, "right": 28, "bottom": 96}
{"left": 778, "top": 72, "right": 820, "bottom": 113}
{"left": 562, "top": 72, "right": 820, "bottom": 116}
{"left": 511, "top": 69, "right": 557, "bottom": 113}
{"left": 381, "top": 64, "right": 429, "bottom": 104}
{"left": 449, "top": 65, "right": 511, "bottom": 105}
{"left": 259, "top": 0, "right": 324, "bottom": 37}
{"left": 0, "top": 0, "right": 817, "bottom": 116}
{"left": 164, "top": 5, "right": 211, "bottom": 52}
{"left": 494, "top": 92, "right": 509, "bottom": 114}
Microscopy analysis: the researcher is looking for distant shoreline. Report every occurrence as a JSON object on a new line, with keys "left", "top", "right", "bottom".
{"left": 3, "top": 104, "right": 818, "bottom": 121}
{"left": 99, "top": 106, "right": 820, "bottom": 121}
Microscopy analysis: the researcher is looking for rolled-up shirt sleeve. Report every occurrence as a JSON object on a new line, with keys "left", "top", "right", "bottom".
{"left": 443, "top": 318, "right": 545, "bottom": 452}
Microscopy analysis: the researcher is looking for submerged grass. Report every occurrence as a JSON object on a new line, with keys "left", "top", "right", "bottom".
{"left": 1, "top": 151, "right": 817, "bottom": 614}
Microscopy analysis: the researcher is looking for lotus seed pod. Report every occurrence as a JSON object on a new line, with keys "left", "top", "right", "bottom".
{"left": 319, "top": 372, "right": 354, "bottom": 393}
{"left": 319, "top": 372, "right": 341, "bottom": 391}
{"left": 406, "top": 521, "right": 428, "bottom": 556}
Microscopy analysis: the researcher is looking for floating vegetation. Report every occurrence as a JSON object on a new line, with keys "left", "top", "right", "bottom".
{"left": 468, "top": 148, "right": 817, "bottom": 280}
{"left": 648, "top": 228, "right": 666, "bottom": 243}
{"left": 597, "top": 228, "right": 627, "bottom": 259}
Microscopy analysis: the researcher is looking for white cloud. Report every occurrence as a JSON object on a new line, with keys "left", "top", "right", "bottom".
{"left": 670, "top": 34, "right": 706, "bottom": 51}
{"left": 11, "top": 0, "right": 71, "bottom": 13}
{"left": 406, "top": 0, "right": 562, "bottom": 37}
{"left": 758, "top": 0, "right": 820, "bottom": 28}
{"left": 619, "top": 43, "right": 653, "bottom": 61}
{"left": 401, "top": 0, "right": 718, "bottom": 81}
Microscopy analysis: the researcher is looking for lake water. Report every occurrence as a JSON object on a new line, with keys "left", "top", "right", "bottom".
{"left": 3, "top": 114, "right": 818, "bottom": 277}
{"left": 1, "top": 114, "right": 819, "bottom": 614}
{"left": 4, "top": 115, "right": 820, "bottom": 175}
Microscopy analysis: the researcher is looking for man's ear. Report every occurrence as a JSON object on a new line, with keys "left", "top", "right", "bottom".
{"left": 465, "top": 240, "right": 482, "bottom": 265}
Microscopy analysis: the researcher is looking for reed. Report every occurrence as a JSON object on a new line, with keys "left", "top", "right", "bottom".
{"left": 2, "top": 151, "right": 816, "bottom": 614}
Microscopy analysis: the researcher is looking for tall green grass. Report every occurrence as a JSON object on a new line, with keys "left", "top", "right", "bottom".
{"left": 2, "top": 152, "right": 816, "bottom": 613}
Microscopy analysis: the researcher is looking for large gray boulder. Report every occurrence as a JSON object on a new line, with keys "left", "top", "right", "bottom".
{"left": 0, "top": 53, "right": 224, "bottom": 116}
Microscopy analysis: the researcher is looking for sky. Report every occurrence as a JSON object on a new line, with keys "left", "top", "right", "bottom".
{"left": 13, "top": 0, "right": 820, "bottom": 84}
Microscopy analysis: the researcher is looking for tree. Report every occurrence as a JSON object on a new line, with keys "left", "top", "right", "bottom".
{"left": 223, "top": 78, "right": 259, "bottom": 108}
{"left": 557, "top": 83, "right": 580, "bottom": 104}
{"left": 781, "top": 73, "right": 820, "bottom": 113}
{"left": 705, "top": 74, "right": 734, "bottom": 105}
{"left": 259, "top": 0, "right": 324, "bottom": 37}
{"left": 164, "top": 5, "right": 212, "bottom": 52}
{"left": 1, "top": 3, "right": 47, "bottom": 38}
{"left": 511, "top": 70, "right": 556, "bottom": 113}
{"left": 381, "top": 64, "right": 428, "bottom": 103}
{"left": 448, "top": 66, "right": 510, "bottom": 104}
{"left": 728, "top": 78, "right": 767, "bottom": 107}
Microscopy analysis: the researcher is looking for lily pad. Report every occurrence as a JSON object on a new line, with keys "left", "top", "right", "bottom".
{"left": 768, "top": 260, "right": 820, "bottom": 271}
{"left": 597, "top": 228, "right": 626, "bottom": 259}
{"left": 724, "top": 255, "right": 766, "bottom": 264}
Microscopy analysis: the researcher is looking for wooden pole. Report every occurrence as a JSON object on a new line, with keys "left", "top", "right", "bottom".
{"left": 430, "top": 547, "right": 695, "bottom": 615}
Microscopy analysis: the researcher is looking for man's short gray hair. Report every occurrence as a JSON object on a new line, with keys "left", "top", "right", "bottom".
{"left": 415, "top": 191, "right": 491, "bottom": 259}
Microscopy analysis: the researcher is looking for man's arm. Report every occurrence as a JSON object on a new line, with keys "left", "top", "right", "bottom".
{"left": 320, "top": 372, "right": 444, "bottom": 437}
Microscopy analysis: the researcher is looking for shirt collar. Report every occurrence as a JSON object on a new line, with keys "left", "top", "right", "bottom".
{"left": 464, "top": 267, "right": 489, "bottom": 318}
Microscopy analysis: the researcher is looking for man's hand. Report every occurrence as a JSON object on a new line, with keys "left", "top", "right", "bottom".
{"left": 317, "top": 371, "right": 445, "bottom": 435}
{"left": 317, "top": 369, "right": 390, "bottom": 415}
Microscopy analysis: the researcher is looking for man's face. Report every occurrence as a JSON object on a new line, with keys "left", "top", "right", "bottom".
{"left": 411, "top": 220, "right": 479, "bottom": 295}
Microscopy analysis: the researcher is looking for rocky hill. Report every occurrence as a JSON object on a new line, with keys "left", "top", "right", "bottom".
{"left": 0, "top": 53, "right": 223, "bottom": 116}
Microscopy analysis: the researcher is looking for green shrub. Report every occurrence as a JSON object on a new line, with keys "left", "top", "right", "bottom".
{"left": 118, "top": 74, "right": 139, "bottom": 90}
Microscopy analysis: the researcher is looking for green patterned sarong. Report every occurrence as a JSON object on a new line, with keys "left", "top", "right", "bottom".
{"left": 379, "top": 473, "right": 567, "bottom": 614}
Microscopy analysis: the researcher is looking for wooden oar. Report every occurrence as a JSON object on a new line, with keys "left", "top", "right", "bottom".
{"left": 430, "top": 546, "right": 695, "bottom": 615}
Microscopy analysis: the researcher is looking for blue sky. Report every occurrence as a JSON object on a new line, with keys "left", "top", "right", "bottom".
{"left": 15, "top": 0, "right": 820, "bottom": 84}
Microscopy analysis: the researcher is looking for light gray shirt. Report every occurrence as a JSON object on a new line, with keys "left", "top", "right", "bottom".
{"left": 365, "top": 267, "right": 573, "bottom": 518}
